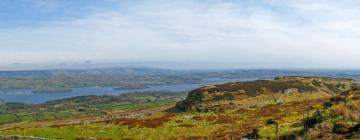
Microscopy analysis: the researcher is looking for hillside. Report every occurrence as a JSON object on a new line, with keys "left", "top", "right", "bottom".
{"left": 176, "top": 76, "right": 358, "bottom": 112}
{"left": 246, "top": 86, "right": 360, "bottom": 140}
{"left": 0, "top": 76, "right": 359, "bottom": 140}
{"left": 294, "top": 87, "right": 360, "bottom": 139}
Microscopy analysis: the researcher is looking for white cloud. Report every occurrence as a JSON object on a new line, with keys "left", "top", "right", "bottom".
{"left": 1, "top": 0, "right": 360, "bottom": 69}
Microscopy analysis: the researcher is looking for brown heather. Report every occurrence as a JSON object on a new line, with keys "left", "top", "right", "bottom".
{"left": 334, "top": 104, "right": 360, "bottom": 122}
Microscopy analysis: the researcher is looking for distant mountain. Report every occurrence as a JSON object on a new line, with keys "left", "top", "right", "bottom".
{"left": 0, "top": 68, "right": 360, "bottom": 89}
{"left": 0, "top": 67, "right": 182, "bottom": 78}
{"left": 0, "top": 67, "right": 359, "bottom": 78}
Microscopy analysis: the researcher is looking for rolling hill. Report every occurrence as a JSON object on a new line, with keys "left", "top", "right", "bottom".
{"left": 176, "top": 76, "right": 359, "bottom": 112}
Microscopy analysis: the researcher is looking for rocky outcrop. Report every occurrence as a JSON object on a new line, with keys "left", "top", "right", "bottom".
{"left": 176, "top": 76, "right": 359, "bottom": 112}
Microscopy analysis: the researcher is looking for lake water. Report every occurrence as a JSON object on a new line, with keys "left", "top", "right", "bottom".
{"left": 0, "top": 78, "right": 258, "bottom": 104}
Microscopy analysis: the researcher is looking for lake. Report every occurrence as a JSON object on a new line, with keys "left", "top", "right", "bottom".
{"left": 0, "top": 78, "right": 258, "bottom": 104}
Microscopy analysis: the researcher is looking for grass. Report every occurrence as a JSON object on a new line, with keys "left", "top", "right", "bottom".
{"left": 0, "top": 97, "right": 328, "bottom": 140}
{"left": 0, "top": 92, "right": 336, "bottom": 140}
{"left": 0, "top": 114, "right": 18, "bottom": 123}
{"left": 0, "top": 124, "right": 124, "bottom": 139}
{"left": 0, "top": 112, "right": 218, "bottom": 140}
{"left": 96, "top": 100, "right": 174, "bottom": 110}
{"left": 0, "top": 92, "right": 183, "bottom": 125}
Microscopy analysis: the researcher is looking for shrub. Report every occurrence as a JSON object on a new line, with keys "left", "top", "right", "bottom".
{"left": 244, "top": 128, "right": 260, "bottom": 139}
{"left": 334, "top": 104, "right": 360, "bottom": 122}
{"left": 350, "top": 113, "right": 360, "bottom": 122}
{"left": 333, "top": 121, "right": 355, "bottom": 134}
{"left": 334, "top": 105, "right": 350, "bottom": 119}
{"left": 350, "top": 102, "right": 360, "bottom": 110}
{"left": 323, "top": 102, "right": 333, "bottom": 109}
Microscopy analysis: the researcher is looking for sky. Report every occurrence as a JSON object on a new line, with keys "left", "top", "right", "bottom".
{"left": 1, "top": 0, "right": 360, "bottom": 70}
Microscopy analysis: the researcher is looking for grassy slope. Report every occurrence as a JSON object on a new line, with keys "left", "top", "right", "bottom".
{"left": 0, "top": 93, "right": 329, "bottom": 140}
{"left": 0, "top": 77, "right": 357, "bottom": 140}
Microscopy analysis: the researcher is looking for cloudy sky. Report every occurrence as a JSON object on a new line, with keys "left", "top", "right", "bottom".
{"left": 1, "top": 0, "right": 360, "bottom": 69}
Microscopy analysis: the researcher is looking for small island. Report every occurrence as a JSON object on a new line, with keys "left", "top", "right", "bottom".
{"left": 32, "top": 89, "right": 73, "bottom": 94}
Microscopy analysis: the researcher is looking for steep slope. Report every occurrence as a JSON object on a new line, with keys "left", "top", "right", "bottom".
{"left": 176, "top": 76, "right": 359, "bottom": 112}
{"left": 301, "top": 88, "right": 360, "bottom": 139}
{"left": 256, "top": 87, "right": 360, "bottom": 140}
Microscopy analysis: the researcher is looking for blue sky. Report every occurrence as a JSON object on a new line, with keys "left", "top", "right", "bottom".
{"left": 1, "top": 0, "right": 360, "bottom": 70}
{"left": 0, "top": 0, "right": 120, "bottom": 27}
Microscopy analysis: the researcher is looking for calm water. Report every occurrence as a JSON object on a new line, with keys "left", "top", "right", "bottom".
{"left": 0, "top": 78, "right": 258, "bottom": 104}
